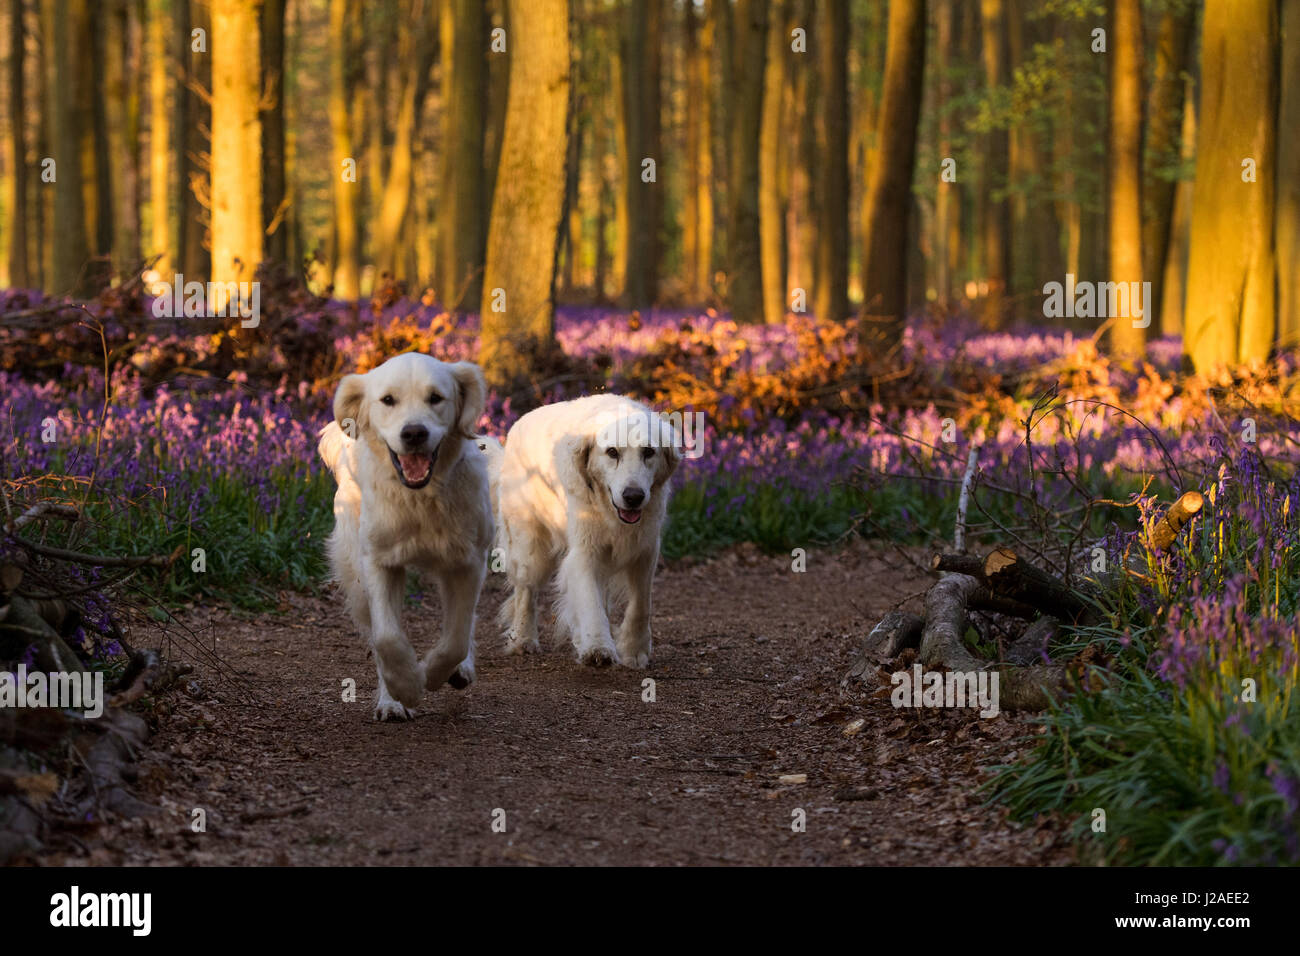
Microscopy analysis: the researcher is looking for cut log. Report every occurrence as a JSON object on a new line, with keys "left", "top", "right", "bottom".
{"left": 930, "top": 553, "right": 986, "bottom": 579}
{"left": 847, "top": 611, "right": 925, "bottom": 680}
{"left": 1148, "top": 490, "right": 1204, "bottom": 552}
{"left": 982, "top": 547, "right": 1097, "bottom": 624}
{"left": 1006, "top": 615, "right": 1058, "bottom": 666}
{"left": 969, "top": 587, "right": 1039, "bottom": 620}
{"left": 919, "top": 572, "right": 1070, "bottom": 712}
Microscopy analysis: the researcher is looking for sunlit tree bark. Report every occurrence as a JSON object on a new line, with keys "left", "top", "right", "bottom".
{"left": 1185, "top": 0, "right": 1277, "bottom": 372}
{"left": 1278, "top": 0, "right": 1300, "bottom": 349}
{"left": 148, "top": 0, "right": 172, "bottom": 277}
{"left": 209, "top": 0, "right": 263, "bottom": 290}
{"left": 479, "top": 0, "right": 569, "bottom": 388}
{"left": 7, "top": 0, "right": 29, "bottom": 287}
{"left": 1106, "top": 0, "right": 1144, "bottom": 359}
{"left": 978, "top": 0, "right": 1009, "bottom": 327}
{"left": 759, "top": 0, "right": 787, "bottom": 324}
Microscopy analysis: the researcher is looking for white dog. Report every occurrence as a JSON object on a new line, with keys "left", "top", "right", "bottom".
{"left": 493, "top": 394, "right": 681, "bottom": 667}
{"left": 317, "top": 352, "right": 492, "bottom": 720}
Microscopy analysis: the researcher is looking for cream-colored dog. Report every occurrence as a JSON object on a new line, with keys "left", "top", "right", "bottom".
{"left": 493, "top": 394, "right": 680, "bottom": 667}
{"left": 317, "top": 353, "right": 492, "bottom": 720}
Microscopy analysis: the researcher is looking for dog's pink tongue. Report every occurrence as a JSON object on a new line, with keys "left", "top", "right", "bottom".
{"left": 398, "top": 453, "right": 431, "bottom": 483}
{"left": 618, "top": 507, "right": 642, "bottom": 524}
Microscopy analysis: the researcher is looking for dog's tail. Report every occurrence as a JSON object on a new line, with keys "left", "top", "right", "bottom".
{"left": 317, "top": 421, "right": 352, "bottom": 476}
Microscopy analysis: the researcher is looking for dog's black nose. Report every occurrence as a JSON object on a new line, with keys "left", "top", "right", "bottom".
{"left": 621, "top": 488, "right": 645, "bottom": 509}
{"left": 400, "top": 424, "right": 429, "bottom": 448}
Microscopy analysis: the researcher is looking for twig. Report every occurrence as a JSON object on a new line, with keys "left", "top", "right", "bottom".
{"left": 954, "top": 446, "right": 981, "bottom": 554}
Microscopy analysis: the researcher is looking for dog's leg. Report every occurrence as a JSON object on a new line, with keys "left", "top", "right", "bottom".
{"left": 501, "top": 519, "right": 545, "bottom": 655}
{"left": 365, "top": 559, "right": 424, "bottom": 719}
{"left": 423, "top": 562, "right": 484, "bottom": 690}
{"left": 615, "top": 546, "right": 657, "bottom": 668}
{"left": 557, "top": 550, "right": 617, "bottom": 666}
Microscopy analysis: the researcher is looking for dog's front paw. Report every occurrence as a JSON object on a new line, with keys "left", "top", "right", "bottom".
{"left": 374, "top": 693, "right": 417, "bottom": 722}
{"left": 577, "top": 641, "right": 617, "bottom": 667}
{"left": 617, "top": 648, "right": 650, "bottom": 669}
{"left": 504, "top": 635, "right": 540, "bottom": 656}
{"left": 375, "top": 643, "right": 424, "bottom": 709}
{"left": 447, "top": 659, "right": 476, "bottom": 689}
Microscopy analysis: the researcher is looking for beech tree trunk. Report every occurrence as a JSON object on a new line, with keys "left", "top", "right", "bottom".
{"left": 1106, "top": 0, "right": 1144, "bottom": 358}
{"left": 860, "top": 0, "right": 926, "bottom": 348}
{"left": 209, "top": 0, "right": 264, "bottom": 289}
{"left": 726, "top": 0, "right": 767, "bottom": 323}
{"left": 1185, "top": 0, "right": 1277, "bottom": 372}
{"left": 479, "top": 0, "right": 569, "bottom": 388}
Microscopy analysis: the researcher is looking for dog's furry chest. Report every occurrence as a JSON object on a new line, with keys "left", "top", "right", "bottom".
{"left": 355, "top": 456, "right": 488, "bottom": 571}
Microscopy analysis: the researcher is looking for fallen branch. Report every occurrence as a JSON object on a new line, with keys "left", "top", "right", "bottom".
{"left": 846, "top": 611, "right": 924, "bottom": 678}
{"left": 7, "top": 538, "right": 180, "bottom": 569}
{"left": 7, "top": 503, "right": 80, "bottom": 532}
{"left": 1148, "top": 490, "right": 1204, "bottom": 552}
{"left": 982, "top": 547, "right": 1097, "bottom": 624}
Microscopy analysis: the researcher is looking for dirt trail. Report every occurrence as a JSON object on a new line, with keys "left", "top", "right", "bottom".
{"left": 83, "top": 543, "right": 1068, "bottom": 865}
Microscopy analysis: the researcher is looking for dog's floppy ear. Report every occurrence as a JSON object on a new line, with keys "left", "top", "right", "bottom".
{"left": 449, "top": 362, "right": 488, "bottom": 438}
{"left": 557, "top": 434, "right": 596, "bottom": 495}
{"left": 333, "top": 373, "right": 368, "bottom": 437}
{"left": 653, "top": 415, "right": 682, "bottom": 487}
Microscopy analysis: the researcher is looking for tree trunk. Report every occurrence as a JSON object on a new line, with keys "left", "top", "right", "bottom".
{"left": 978, "top": 0, "right": 1009, "bottom": 327}
{"left": 932, "top": 0, "right": 956, "bottom": 308}
{"left": 7, "top": 0, "right": 28, "bottom": 288}
{"left": 1143, "top": 2, "right": 1194, "bottom": 334}
{"left": 147, "top": 0, "right": 171, "bottom": 277}
{"left": 1185, "top": 0, "right": 1277, "bottom": 372}
{"left": 180, "top": 0, "right": 209, "bottom": 280}
{"left": 103, "top": 0, "right": 141, "bottom": 278}
{"left": 724, "top": 0, "right": 767, "bottom": 323}
{"left": 621, "top": 0, "right": 661, "bottom": 308}
{"left": 439, "top": 0, "right": 486, "bottom": 310}
{"left": 812, "top": 0, "right": 846, "bottom": 323}
{"left": 373, "top": 0, "right": 435, "bottom": 283}
{"left": 50, "top": 0, "right": 90, "bottom": 294}
{"left": 1106, "top": 0, "right": 1144, "bottom": 359}
{"left": 1160, "top": 88, "right": 1195, "bottom": 337}
{"left": 1278, "top": 0, "right": 1300, "bottom": 349}
{"left": 483, "top": 0, "right": 509, "bottom": 230}
{"left": 479, "top": 0, "right": 569, "bottom": 388}
{"left": 328, "top": 0, "right": 359, "bottom": 300}
{"left": 758, "top": 0, "right": 788, "bottom": 324}
{"left": 84, "top": 2, "right": 112, "bottom": 288}
{"left": 860, "top": 0, "right": 926, "bottom": 347}
{"left": 209, "top": 0, "right": 264, "bottom": 290}
{"left": 261, "top": 0, "right": 287, "bottom": 266}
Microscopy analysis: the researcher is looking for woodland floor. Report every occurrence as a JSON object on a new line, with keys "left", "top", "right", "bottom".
{"left": 55, "top": 542, "right": 1072, "bottom": 866}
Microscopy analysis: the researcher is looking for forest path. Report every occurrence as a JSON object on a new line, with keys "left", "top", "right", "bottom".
{"left": 94, "top": 543, "right": 1068, "bottom": 865}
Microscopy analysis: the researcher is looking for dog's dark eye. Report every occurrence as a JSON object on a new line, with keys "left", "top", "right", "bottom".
{"left": 428, "top": 392, "right": 444, "bottom": 405}
{"left": 380, "top": 395, "right": 396, "bottom": 407}
{"left": 642, "top": 447, "right": 655, "bottom": 461}
{"left": 605, "top": 447, "right": 620, "bottom": 460}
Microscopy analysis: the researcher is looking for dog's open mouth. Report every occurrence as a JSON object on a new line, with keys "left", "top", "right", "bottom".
{"left": 389, "top": 447, "right": 437, "bottom": 489}
{"left": 615, "top": 504, "right": 642, "bottom": 524}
